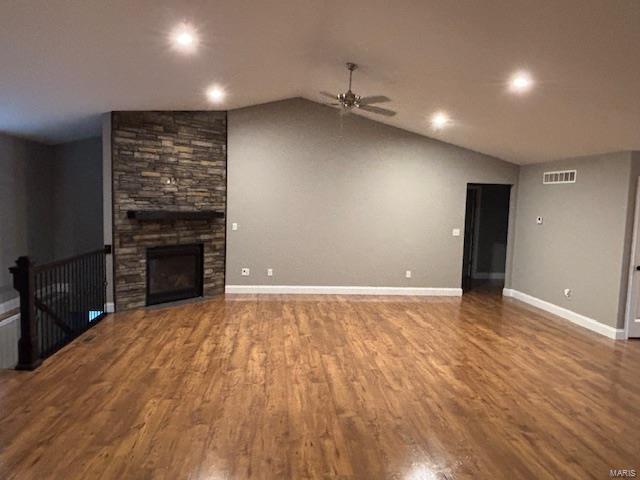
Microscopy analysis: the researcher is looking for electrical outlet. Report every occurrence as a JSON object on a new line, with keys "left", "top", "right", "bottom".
{"left": 452, "top": 228, "right": 461, "bottom": 237}
{"left": 405, "top": 270, "right": 412, "bottom": 279}
{"left": 536, "top": 216, "right": 543, "bottom": 225}
{"left": 267, "top": 268, "right": 273, "bottom": 277}
{"left": 232, "top": 223, "right": 238, "bottom": 231}
{"left": 564, "top": 288, "right": 572, "bottom": 298}
{"left": 241, "top": 268, "right": 250, "bottom": 276}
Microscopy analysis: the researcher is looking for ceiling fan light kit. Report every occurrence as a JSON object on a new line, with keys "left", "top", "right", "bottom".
{"left": 321, "top": 62, "right": 396, "bottom": 117}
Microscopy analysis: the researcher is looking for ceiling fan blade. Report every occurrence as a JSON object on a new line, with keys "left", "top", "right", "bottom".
{"left": 359, "top": 95, "right": 391, "bottom": 105}
{"left": 358, "top": 105, "right": 396, "bottom": 117}
{"left": 320, "top": 91, "right": 338, "bottom": 100}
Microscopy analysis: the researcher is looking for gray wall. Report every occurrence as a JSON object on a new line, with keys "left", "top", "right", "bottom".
{"left": 0, "top": 134, "right": 103, "bottom": 305}
{"left": 51, "top": 137, "right": 103, "bottom": 259}
{"left": 0, "top": 133, "right": 55, "bottom": 303}
{"left": 227, "top": 98, "right": 518, "bottom": 288}
{"left": 511, "top": 151, "right": 634, "bottom": 329}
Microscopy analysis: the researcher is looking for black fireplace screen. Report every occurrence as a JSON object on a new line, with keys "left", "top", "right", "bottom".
{"left": 146, "top": 244, "right": 203, "bottom": 305}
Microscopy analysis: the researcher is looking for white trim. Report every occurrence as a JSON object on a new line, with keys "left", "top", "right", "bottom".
{"left": 502, "top": 289, "right": 625, "bottom": 339}
{"left": 226, "top": 285, "right": 463, "bottom": 296}
{"left": 105, "top": 302, "right": 115, "bottom": 313}
{"left": 0, "top": 313, "right": 19, "bottom": 329}
{"left": 624, "top": 176, "right": 640, "bottom": 340}
{"left": 0, "top": 297, "right": 19, "bottom": 316}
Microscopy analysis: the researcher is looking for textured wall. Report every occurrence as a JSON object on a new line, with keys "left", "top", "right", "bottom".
{"left": 511, "top": 152, "right": 634, "bottom": 328}
{"left": 111, "top": 111, "right": 226, "bottom": 311}
{"left": 227, "top": 98, "right": 519, "bottom": 289}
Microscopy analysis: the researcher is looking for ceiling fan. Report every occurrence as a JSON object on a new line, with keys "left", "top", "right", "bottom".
{"left": 321, "top": 62, "right": 396, "bottom": 117}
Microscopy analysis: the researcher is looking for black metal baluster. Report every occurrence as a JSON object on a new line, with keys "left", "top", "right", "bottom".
{"left": 78, "top": 257, "right": 82, "bottom": 326}
{"left": 41, "top": 269, "right": 46, "bottom": 355}
{"left": 54, "top": 267, "right": 58, "bottom": 349}
{"left": 36, "top": 270, "right": 42, "bottom": 356}
{"left": 82, "top": 256, "right": 87, "bottom": 329}
{"left": 56, "top": 266, "right": 61, "bottom": 347}
{"left": 44, "top": 268, "right": 49, "bottom": 355}
{"left": 53, "top": 266, "right": 58, "bottom": 348}
{"left": 82, "top": 255, "right": 87, "bottom": 323}
{"left": 50, "top": 267, "right": 55, "bottom": 352}
{"left": 77, "top": 256, "right": 82, "bottom": 326}
{"left": 87, "top": 253, "right": 91, "bottom": 325}
{"left": 74, "top": 257, "right": 79, "bottom": 328}
{"left": 66, "top": 262, "right": 72, "bottom": 332}
{"left": 60, "top": 265, "right": 67, "bottom": 343}
{"left": 96, "top": 252, "right": 100, "bottom": 315}
{"left": 101, "top": 250, "right": 106, "bottom": 314}
{"left": 66, "top": 263, "right": 71, "bottom": 333}
{"left": 91, "top": 252, "right": 96, "bottom": 323}
{"left": 87, "top": 253, "right": 92, "bottom": 328}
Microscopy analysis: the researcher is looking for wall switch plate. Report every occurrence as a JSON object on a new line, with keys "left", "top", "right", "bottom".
{"left": 405, "top": 270, "right": 412, "bottom": 279}
{"left": 267, "top": 268, "right": 273, "bottom": 277}
{"left": 536, "top": 217, "right": 543, "bottom": 225}
{"left": 241, "top": 268, "right": 250, "bottom": 276}
{"left": 232, "top": 223, "right": 238, "bottom": 231}
{"left": 452, "top": 228, "right": 461, "bottom": 237}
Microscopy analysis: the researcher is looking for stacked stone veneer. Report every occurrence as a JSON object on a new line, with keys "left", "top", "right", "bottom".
{"left": 111, "top": 111, "right": 226, "bottom": 310}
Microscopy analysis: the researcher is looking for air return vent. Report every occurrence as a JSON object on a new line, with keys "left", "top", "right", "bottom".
{"left": 543, "top": 170, "right": 576, "bottom": 185}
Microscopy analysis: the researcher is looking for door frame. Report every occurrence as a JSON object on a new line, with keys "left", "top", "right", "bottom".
{"left": 462, "top": 185, "right": 481, "bottom": 289}
{"left": 461, "top": 183, "right": 512, "bottom": 292}
{"left": 624, "top": 177, "right": 640, "bottom": 339}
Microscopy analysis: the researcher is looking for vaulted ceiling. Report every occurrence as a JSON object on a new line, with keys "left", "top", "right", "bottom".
{"left": 1, "top": 0, "right": 638, "bottom": 164}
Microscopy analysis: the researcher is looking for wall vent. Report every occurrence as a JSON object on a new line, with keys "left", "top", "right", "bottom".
{"left": 543, "top": 170, "right": 576, "bottom": 184}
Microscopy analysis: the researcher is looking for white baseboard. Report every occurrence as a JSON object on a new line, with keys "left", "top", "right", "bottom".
{"left": 226, "top": 285, "right": 463, "bottom": 296}
{"left": 502, "top": 288, "right": 625, "bottom": 339}
{"left": 0, "top": 312, "right": 19, "bottom": 329}
{"left": 105, "top": 302, "right": 115, "bottom": 313}
{"left": 0, "top": 313, "right": 19, "bottom": 368}
{"left": 0, "top": 297, "right": 19, "bottom": 316}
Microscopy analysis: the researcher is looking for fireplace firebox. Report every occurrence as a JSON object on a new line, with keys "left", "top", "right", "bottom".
{"left": 146, "top": 244, "right": 204, "bottom": 306}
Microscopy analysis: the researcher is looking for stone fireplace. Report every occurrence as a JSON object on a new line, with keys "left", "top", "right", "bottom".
{"left": 111, "top": 111, "right": 226, "bottom": 311}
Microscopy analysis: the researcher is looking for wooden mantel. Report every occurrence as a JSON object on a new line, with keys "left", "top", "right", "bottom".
{"left": 126, "top": 210, "right": 225, "bottom": 221}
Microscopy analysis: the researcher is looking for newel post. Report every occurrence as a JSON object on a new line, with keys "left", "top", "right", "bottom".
{"left": 10, "top": 256, "right": 42, "bottom": 370}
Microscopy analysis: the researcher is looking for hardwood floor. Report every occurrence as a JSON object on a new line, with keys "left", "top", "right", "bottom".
{"left": 1, "top": 291, "right": 639, "bottom": 479}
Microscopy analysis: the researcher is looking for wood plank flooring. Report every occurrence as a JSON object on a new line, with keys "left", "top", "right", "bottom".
{"left": 1, "top": 291, "right": 639, "bottom": 479}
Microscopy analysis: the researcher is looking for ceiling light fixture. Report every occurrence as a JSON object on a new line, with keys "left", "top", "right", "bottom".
{"left": 431, "top": 111, "right": 450, "bottom": 130}
{"left": 171, "top": 22, "right": 198, "bottom": 53}
{"left": 509, "top": 71, "right": 534, "bottom": 93}
{"left": 206, "top": 85, "right": 225, "bottom": 103}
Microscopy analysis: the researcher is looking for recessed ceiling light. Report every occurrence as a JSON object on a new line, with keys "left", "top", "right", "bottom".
{"left": 431, "top": 111, "right": 450, "bottom": 130}
{"left": 171, "top": 22, "right": 198, "bottom": 53}
{"left": 509, "top": 71, "right": 534, "bottom": 93}
{"left": 206, "top": 85, "right": 225, "bottom": 103}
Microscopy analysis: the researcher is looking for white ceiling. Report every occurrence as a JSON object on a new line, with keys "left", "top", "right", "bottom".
{"left": 1, "top": 0, "right": 639, "bottom": 164}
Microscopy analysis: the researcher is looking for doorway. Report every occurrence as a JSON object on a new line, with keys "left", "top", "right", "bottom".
{"left": 462, "top": 184, "right": 511, "bottom": 293}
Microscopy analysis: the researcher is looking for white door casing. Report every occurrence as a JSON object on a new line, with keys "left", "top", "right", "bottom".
{"left": 625, "top": 177, "right": 640, "bottom": 338}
